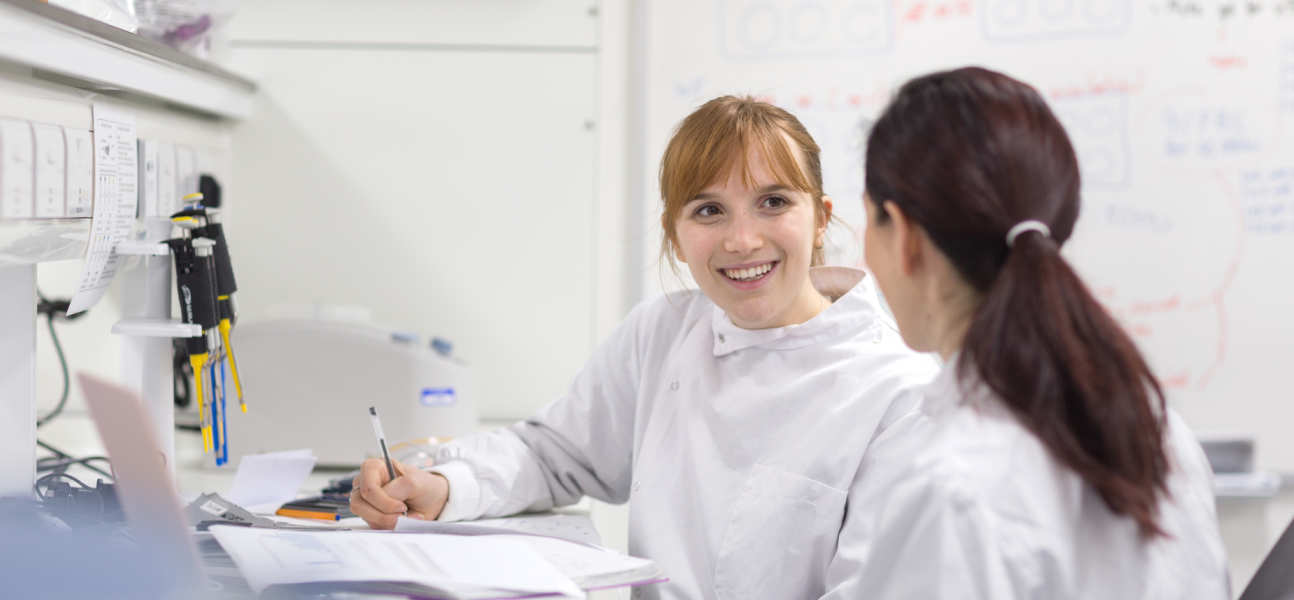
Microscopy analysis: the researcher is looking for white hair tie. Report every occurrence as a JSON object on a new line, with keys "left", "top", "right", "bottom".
{"left": 1005, "top": 220, "right": 1051, "bottom": 247}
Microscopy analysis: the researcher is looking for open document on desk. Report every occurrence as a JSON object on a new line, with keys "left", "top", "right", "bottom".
{"left": 209, "top": 526, "right": 584, "bottom": 599}
{"left": 209, "top": 515, "right": 664, "bottom": 599}
{"left": 394, "top": 516, "right": 664, "bottom": 591}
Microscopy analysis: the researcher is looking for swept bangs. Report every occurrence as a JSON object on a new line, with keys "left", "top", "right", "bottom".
{"left": 659, "top": 97, "right": 823, "bottom": 254}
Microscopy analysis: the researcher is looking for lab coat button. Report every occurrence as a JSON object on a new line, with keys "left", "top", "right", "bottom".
{"left": 717, "top": 333, "right": 726, "bottom": 343}
{"left": 632, "top": 481, "right": 642, "bottom": 492}
{"left": 669, "top": 381, "right": 679, "bottom": 391}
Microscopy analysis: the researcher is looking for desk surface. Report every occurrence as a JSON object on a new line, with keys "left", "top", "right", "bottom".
{"left": 52, "top": 410, "right": 1294, "bottom": 599}
{"left": 41, "top": 411, "right": 1294, "bottom": 599}
{"left": 38, "top": 412, "right": 631, "bottom": 599}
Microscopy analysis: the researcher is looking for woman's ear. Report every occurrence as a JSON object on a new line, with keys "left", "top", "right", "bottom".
{"left": 884, "top": 201, "right": 923, "bottom": 276}
{"left": 816, "top": 196, "right": 834, "bottom": 248}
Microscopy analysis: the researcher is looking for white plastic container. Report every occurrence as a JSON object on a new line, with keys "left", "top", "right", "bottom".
{"left": 222, "top": 314, "right": 477, "bottom": 468}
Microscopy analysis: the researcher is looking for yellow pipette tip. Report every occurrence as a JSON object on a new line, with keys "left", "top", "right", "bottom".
{"left": 192, "top": 368, "right": 205, "bottom": 408}
{"left": 218, "top": 321, "right": 246, "bottom": 402}
{"left": 190, "top": 353, "right": 211, "bottom": 452}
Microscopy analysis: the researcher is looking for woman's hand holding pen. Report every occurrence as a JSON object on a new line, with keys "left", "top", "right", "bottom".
{"left": 350, "top": 458, "right": 450, "bottom": 530}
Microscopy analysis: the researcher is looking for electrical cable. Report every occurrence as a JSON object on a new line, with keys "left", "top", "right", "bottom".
{"left": 35, "top": 312, "right": 69, "bottom": 427}
{"left": 37, "top": 439, "right": 113, "bottom": 480}
{"left": 34, "top": 288, "right": 83, "bottom": 428}
{"left": 35, "top": 471, "right": 91, "bottom": 491}
{"left": 37, "top": 455, "right": 111, "bottom": 473}
{"left": 33, "top": 471, "right": 118, "bottom": 525}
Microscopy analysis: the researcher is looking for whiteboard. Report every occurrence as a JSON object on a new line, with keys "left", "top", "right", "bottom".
{"left": 641, "top": 0, "right": 1294, "bottom": 469}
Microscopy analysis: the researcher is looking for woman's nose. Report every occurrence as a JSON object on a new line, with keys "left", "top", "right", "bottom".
{"left": 722, "top": 212, "right": 764, "bottom": 254}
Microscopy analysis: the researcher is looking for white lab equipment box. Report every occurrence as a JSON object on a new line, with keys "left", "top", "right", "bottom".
{"left": 224, "top": 317, "right": 477, "bottom": 467}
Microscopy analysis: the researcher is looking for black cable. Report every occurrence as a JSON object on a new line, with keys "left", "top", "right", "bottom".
{"left": 38, "top": 439, "right": 70, "bottom": 459}
{"left": 36, "top": 313, "right": 69, "bottom": 427}
{"left": 34, "top": 288, "right": 82, "bottom": 428}
{"left": 36, "top": 455, "right": 111, "bottom": 473}
{"left": 37, "top": 440, "right": 113, "bottom": 480}
{"left": 33, "top": 472, "right": 114, "bottom": 524}
{"left": 34, "top": 471, "right": 91, "bottom": 494}
{"left": 37, "top": 453, "right": 105, "bottom": 467}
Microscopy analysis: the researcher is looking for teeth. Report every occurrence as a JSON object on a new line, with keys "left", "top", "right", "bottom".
{"left": 723, "top": 263, "right": 772, "bottom": 281}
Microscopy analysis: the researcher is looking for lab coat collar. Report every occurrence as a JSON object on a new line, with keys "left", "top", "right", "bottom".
{"left": 710, "top": 266, "right": 882, "bottom": 356}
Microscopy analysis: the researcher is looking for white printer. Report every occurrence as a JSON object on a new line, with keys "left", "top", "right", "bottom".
{"left": 223, "top": 311, "right": 477, "bottom": 467}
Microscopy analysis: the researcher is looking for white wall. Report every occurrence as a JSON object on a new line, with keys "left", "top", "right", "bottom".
{"left": 225, "top": 0, "right": 633, "bottom": 421}
{"left": 224, "top": 0, "right": 637, "bottom": 574}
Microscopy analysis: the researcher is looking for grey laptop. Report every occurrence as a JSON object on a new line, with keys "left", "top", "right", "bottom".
{"left": 1239, "top": 513, "right": 1294, "bottom": 600}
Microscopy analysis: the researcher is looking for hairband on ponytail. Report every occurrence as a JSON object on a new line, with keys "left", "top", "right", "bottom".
{"left": 1005, "top": 220, "right": 1051, "bottom": 248}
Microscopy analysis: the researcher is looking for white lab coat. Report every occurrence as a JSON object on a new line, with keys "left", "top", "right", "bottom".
{"left": 835, "top": 355, "right": 1231, "bottom": 599}
{"left": 426, "top": 267, "right": 938, "bottom": 599}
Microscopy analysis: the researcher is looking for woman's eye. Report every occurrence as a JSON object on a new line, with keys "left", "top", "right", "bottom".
{"left": 763, "top": 195, "right": 789, "bottom": 209}
{"left": 694, "top": 204, "right": 721, "bottom": 218}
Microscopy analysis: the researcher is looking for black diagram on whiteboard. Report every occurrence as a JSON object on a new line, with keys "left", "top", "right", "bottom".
{"left": 720, "top": 0, "right": 894, "bottom": 59}
{"left": 981, "top": 0, "right": 1131, "bottom": 41}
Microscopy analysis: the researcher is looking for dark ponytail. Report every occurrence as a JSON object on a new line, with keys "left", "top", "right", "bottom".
{"left": 865, "top": 67, "right": 1169, "bottom": 537}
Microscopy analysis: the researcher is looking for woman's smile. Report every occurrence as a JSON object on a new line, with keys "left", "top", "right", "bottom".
{"left": 718, "top": 260, "right": 779, "bottom": 289}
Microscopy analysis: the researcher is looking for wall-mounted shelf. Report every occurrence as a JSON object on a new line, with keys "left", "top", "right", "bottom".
{"left": 112, "top": 318, "right": 200, "bottom": 338}
{"left": 0, "top": 218, "right": 89, "bottom": 265}
{"left": 0, "top": 0, "right": 256, "bottom": 119}
{"left": 116, "top": 239, "right": 169, "bottom": 256}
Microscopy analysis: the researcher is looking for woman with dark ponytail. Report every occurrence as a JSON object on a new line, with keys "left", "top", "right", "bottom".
{"left": 837, "top": 67, "right": 1229, "bottom": 597}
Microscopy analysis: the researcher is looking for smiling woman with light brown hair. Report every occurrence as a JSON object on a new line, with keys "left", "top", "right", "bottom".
{"left": 349, "top": 95, "right": 936, "bottom": 599}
